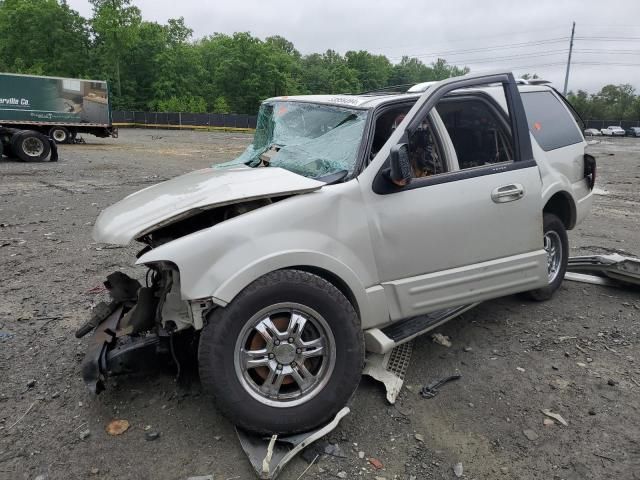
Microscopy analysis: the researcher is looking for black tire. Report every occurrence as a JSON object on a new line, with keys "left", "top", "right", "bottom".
{"left": 11, "top": 131, "right": 51, "bottom": 162}
{"left": 527, "top": 213, "right": 568, "bottom": 301}
{"left": 198, "top": 269, "right": 364, "bottom": 435}
{"left": 49, "top": 126, "right": 71, "bottom": 144}
{"left": 0, "top": 140, "right": 3, "bottom": 158}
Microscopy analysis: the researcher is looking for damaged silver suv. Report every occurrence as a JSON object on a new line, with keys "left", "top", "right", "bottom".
{"left": 78, "top": 72, "right": 595, "bottom": 435}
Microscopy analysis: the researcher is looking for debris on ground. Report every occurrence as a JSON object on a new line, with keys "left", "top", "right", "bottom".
{"left": 414, "top": 433, "right": 424, "bottom": 442}
{"left": 106, "top": 419, "right": 130, "bottom": 436}
{"left": 369, "top": 458, "right": 383, "bottom": 470}
{"left": 541, "top": 409, "right": 568, "bottom": 426}
{"left": 27, "top": 379, "right": 36, "bottom": 388}
{"left": 523, "top": 429, "right": 539, "bottom": 441}
{"left": 420, "top": 374, "right": 462, "bottom": 399}
{"left": 431, "top": 333, "right": 452, "bottom": 347}
{"left": 324, "top": 442, "right": 346, "bottom": 458}
{"left": 336, "top": 472, "right": 347, "bottom": 479}
{"left": 453, "top": 462, "right": 464, "bottom": 477}
{"left": 79, "top": 429, "right": 91, "bottom": 440}
{"left": 543, "top": 419, "right": 555, "bottom": 427}
{"left": 145, "top": 431, "right": 161, "bottom": 441}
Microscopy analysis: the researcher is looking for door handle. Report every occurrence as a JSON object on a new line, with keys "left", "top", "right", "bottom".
{"left": 491, "top": 184, "right": 525, "bottom": 203}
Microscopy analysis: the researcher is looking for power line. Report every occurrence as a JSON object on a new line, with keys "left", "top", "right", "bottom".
{"left": 470, "top": 61, "right": 640, "bottom": 72}
{"left": 449, "top": 49, "right": 569, "bottom": 65}
{"left": 574, "top": 49, "right": 640, "bottom": 55}
{"left": 372, "top": 25, "right": 569, "bottom": 52}
{"left": 387, "top": 37, "right": 569, "bottom": 60}
{"left": 575, "top": 36, "right": 640, "bottom": 41}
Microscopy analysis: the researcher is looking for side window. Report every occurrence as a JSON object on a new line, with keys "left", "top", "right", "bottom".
{"left": 436, "top": 97, "right": 514, "bottom": 170}
{"left": 520, "top": 91, "right": 584, "bottom": 151}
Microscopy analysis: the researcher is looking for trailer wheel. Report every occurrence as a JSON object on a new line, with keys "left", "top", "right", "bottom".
{"left": 49, "top": 126, "right": 71, "bottom": 144}
{"left": 11, "top": 131, "right": 51, "bottom": 162}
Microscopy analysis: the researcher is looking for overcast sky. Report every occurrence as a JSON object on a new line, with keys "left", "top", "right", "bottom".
{"left": 67, "top": 0, "right": 640, "bottom": 94}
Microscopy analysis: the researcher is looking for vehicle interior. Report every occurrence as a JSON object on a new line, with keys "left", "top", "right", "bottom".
{"left": 368, "top": 93, "right": 514, "bottom": 181}
{"left": 436, "top": 97, "right": 514, "bottom": 169}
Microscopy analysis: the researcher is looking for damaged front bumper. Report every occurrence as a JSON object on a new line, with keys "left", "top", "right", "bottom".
{"left": 81, "top": 305, "right": 163, "bottom": 393}
{"left": 77, "top": 270, "right": 210, "bottom": 393}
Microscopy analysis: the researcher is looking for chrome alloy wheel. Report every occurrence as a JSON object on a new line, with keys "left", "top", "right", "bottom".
{"left": 544, "top": 230, "right": 563, "bottom": 283}
{"left": 234, "top": 303, "right": 336, "bottom": 408}
{"left": 22, "top": 136, "right": 45, "bottom": 157}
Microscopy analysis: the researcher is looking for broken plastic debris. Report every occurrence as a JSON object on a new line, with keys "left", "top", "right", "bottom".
{"left": 453, "top": 462, "right": 464, "bottom": 477}
{"left": 431, "top": 333, "right": 452, "bottom": 347}
{"left": 541, "top": 409, "right": 568, "bottom": 426}
{"left": 106, "top": 419, "right": 130, "bottom": 435}
{"left": 369, "top": 458, "right": 383, "bottom": 470}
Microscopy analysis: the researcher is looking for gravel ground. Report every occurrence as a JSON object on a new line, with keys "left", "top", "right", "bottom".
{"left": 0, "top": 129, "right": 638, "bottom": 480}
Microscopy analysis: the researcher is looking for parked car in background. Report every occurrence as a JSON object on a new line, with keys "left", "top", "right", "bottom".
{"left": 601, "top": 126, "right": 625, "bottom": 136}
{"left": 584, "top": 128, "right": 602, "bottom": 136}
{"left": 625, "top": 126, "right": 640, "bottom": 137}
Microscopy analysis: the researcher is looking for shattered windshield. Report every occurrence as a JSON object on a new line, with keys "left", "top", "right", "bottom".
{"left": 215, "top": 101, "right": 368, "bottom": 179}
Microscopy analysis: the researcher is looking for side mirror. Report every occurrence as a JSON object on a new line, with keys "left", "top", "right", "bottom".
{"left": 389, "top": 143, "right": 412, "bottom": 186}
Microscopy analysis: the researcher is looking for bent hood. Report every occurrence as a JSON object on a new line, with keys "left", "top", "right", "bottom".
{"left": 93, "top": 166, "right": 324, "bottom": 245}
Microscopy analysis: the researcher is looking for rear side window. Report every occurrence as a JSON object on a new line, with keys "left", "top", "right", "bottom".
{"left": 521, "top": 91, "right": 583, "bottom": 151}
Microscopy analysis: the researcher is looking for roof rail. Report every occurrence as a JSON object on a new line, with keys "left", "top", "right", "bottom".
{"left": 516, "top": 78, "right": 552, "bottom": 85}
{"left": 357, "top": 83, "right": 416, "bottom": 95}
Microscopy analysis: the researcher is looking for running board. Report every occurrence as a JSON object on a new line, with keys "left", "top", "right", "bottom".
{"left": 364, "top": 303, "right": 479, "bottom": 354}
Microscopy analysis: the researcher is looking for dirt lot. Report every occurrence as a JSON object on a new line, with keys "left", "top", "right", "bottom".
{"left": 0, "top": 129, "right": 638, "bottom": 480}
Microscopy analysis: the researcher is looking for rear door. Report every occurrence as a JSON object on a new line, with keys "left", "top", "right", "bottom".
{"left": 361, "top": 73, "right": 548, "bottom": 320}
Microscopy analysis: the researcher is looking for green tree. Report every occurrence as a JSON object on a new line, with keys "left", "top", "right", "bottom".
{"left": 345, "top": 50, "right": 392, "bottom": 91}
{"left": 89, "top": 0, "right": 141, "bottom": 98}
{"left": 0, "top": 0, "right": 90, "bottom": 76}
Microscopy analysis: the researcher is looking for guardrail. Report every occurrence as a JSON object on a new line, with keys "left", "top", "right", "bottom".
{"left": 112, "top": 111, "right": 257, "bottom": 132}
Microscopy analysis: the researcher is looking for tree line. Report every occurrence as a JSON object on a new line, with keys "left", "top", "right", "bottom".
{"left": 0, "top": 0, "right": 638, "bottom": 119}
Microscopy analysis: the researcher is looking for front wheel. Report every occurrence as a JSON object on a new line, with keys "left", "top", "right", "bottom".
{"left": 198, "top": 269, "right": 364, "bottom": 435}
{"left": 528, "top": 213, "right": 568, "bottom": 301}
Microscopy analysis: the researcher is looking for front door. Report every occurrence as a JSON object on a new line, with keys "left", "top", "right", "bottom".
{"left": 361, "top": 73, "right": 548, "bottom": 320}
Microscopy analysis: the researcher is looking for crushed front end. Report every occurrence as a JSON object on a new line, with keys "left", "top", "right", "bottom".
{"left": 76, "top": 266, "right": 212, "bottom": 393}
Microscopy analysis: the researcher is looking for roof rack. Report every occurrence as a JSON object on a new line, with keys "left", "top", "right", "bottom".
{"left": 357, "top": 83, "right": 415, "bottom": 95}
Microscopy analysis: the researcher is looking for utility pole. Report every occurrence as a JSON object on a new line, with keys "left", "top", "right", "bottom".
{"left": 563, "top": 22, "right": 576, "bottom": 95}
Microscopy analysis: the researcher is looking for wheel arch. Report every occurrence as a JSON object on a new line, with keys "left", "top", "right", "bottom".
{"left": 543, "top": 190, "right": 576, "bottom": 230}
{"left": 207, "top": 251, "right": 371, "bottom": 323}
{"left": 291, "top": 265, "right": 361, "bottom": 319}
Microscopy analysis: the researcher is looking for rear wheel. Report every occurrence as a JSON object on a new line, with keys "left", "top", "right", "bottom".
{"left": 528, "top": 213, "right": 568, "bottom": 301}
{"left": 49, "top": 126, "right": 71, "bottom": 144}
{"left": 198, "top": 269, "right": 364, "bottom": 435}
{"left": 11, "top": 131, "right": 51, "bottom": 162}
